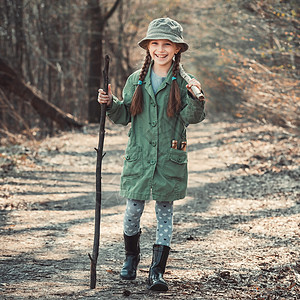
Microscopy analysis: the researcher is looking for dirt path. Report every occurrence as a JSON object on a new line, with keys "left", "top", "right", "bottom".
{"left": 1, "top": 117, "right": 299, "bottom": 299}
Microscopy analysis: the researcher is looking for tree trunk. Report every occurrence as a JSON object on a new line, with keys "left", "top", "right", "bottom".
{"left": 14, "top": 0, "right": 24, "bottom": 74}
{"left": 87, "top": 0, "right": 104, "bottom": 123}
{"left": 87, "top": 0, "right": 121, "bottom": 123}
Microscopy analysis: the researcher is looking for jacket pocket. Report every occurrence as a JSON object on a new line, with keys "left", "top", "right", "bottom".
{"left": 122, "top": 146, "right": 143, "bottom": 177}
{"left": 163, "top": 148, "right": 187, "bottom": 180}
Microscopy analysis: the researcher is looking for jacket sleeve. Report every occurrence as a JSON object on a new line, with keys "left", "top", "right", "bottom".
{"left": 179, "top": 79, "right": 206, "bottom": 125}
{"left": 106, "top": 74, "right": 136, "bottom": 126}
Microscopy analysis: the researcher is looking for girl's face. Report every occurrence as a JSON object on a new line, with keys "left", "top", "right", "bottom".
{"left": 148, "top": 39, "right": 180, "bottom": 70}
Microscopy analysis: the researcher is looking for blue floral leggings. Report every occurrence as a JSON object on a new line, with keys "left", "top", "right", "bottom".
{"left": 123, "top": 199, "right": 173, "bottom": 247}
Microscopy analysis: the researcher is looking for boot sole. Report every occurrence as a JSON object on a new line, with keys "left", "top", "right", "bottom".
{"left": 147, "top": 282, "right": 168, "bottom": 291}
{"left": 120, "top": 274, "right": 136, "bottom": 280}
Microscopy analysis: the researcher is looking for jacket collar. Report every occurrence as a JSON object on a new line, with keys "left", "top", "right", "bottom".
{"left": 144, "top": 61, "right": 174, "bottom": 100}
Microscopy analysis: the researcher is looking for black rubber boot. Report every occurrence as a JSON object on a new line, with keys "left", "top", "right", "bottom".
{"left": 120, "top": 230, "right": 141, "bottom": 280}
{"left": 147, "top": 244, "right": 170, "bottom": 291}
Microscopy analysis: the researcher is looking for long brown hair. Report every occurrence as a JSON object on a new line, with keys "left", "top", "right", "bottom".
{"left": 130, "top": 50, "right": 152, "bottom": 116}
{"left": 130, "top": 50, "right": 182, "bottom": 117}
{"left": 167, "top": 51, "right": 181, "bottom": 117}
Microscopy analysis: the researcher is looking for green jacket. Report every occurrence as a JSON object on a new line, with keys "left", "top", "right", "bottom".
{"left": 107, "top": 64, "right": 205, "bottom": 201}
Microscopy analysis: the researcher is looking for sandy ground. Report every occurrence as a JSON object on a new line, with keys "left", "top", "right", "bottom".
{"left": 0, "top": 116, "right": 299, "bottom": 299}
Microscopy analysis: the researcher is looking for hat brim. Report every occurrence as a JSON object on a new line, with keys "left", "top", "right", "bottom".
{"left": 138, "top": 34, "right": 188, "bottom": 52}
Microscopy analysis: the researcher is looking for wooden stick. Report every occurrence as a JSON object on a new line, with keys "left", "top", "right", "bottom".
{"left": 89, "top": 55, "right": 110, "bottom": 289}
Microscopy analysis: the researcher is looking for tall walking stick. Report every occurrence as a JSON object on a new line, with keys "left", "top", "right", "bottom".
{"left": 89, "top": 55, "right": 110, "bottom": 289}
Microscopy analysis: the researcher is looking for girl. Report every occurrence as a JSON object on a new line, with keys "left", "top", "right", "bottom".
{"left": 98, "top": 17, "right": 205, "bottom": 291}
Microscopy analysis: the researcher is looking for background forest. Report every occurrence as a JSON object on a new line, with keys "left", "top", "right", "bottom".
{"left": 1, "top": 1, "right": 300, "bottom": 299}
{"left": 0, "top": 0, "right": 299, "bottom": 143}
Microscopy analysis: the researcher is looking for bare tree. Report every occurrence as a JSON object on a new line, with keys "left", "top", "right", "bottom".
{"left": 87, "top": 0, "right": 121, "bottom": 123}
{"left": 0, "top": 57, "right": 83, "bottom": 130}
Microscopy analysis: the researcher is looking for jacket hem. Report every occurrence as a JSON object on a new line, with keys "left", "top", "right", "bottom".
{"left": 120, "top": 190, "right": 186, "bottom": 201}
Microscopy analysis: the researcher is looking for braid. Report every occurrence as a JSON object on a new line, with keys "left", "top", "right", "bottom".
{"left": 173, "top": 52, "right": 181, "bottom": 76}
{"left": 130, "top": 50, "right": 152, "bottom": 116}
{"left": 139, "top": 50, "right": 151, "bottom": 81}
{"left": 167, "top": 52, "right": 181, "bottom": 117}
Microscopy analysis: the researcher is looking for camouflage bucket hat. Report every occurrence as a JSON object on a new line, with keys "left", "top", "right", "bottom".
{"left": 138, "top": 17, "right": 189, "bottom": 52}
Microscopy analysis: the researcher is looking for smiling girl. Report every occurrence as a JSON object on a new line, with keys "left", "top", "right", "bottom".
{"left": 98, "top": 17, "right": 205, "bottom": 291}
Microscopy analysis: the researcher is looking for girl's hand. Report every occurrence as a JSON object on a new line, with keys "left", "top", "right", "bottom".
{"left": 98, "top": 84, "right": 113, "bottom": 107}
{"left": 186, "top": 78, "right": 202, "bottom": 99}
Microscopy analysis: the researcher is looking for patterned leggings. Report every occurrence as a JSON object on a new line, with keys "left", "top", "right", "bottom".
{"left": 123, "top": 199, "right": 173, "bottom": 247}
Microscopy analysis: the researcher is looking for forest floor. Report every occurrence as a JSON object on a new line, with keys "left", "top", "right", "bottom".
{"left": 0, "top": 115, "right": 299, "bottom": 299}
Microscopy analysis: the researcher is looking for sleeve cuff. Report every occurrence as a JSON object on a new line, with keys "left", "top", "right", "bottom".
{"left": 106, "top": 95, "right": 120, "bottom": 114}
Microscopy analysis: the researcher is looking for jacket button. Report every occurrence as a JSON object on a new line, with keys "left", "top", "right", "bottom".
{"left": 150, "top": 160, "right": 156, "bottom": 165}
{"left": 151, "top": 141, "right": 156, "bottom": 147}
{"left": 152, "top": 121, "right": 157, "bottom": 127}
